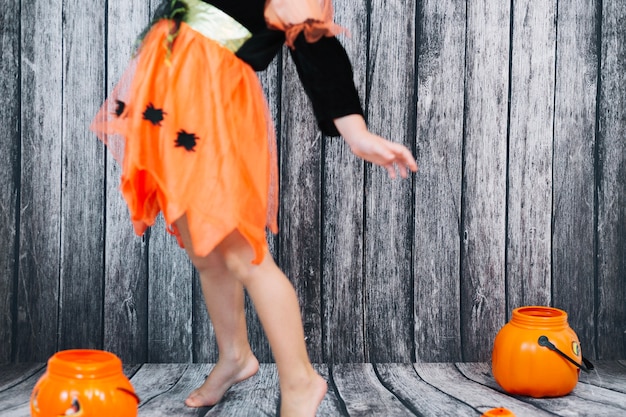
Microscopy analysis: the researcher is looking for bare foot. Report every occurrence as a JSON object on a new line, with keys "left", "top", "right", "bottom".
{"left": 280, "top": 372, "right": 327, "bottom": 417}
{"left": 184, "top": 353, "right": 259, "bottom": 407}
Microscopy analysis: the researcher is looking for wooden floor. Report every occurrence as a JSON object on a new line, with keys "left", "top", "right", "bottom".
{"left": 1, "top": 361, "right": 625, "bottom": 416}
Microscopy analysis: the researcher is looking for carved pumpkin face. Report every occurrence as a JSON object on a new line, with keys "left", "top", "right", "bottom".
{"left": 30, "top": 350, "right": 139, "bottom": 417}
{"left": 31, "top": 390, "right": 84, "bottom": 416}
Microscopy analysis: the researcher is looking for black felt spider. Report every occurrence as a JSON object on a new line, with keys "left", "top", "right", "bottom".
{"left": 143, "top": 103, "right": 166, "bottom": 126}
{"left": 114, "top": 100, "right": 126, "bottom": 117}
{"left": 175, "top": 130, "right": 199, "bottom": 152}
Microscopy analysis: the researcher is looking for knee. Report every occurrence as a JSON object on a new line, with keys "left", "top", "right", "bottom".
{"left": 221, "top": 251, "right": 255, "bottom": 284}
{"left": 190, "top": 252, "right": 224, "bottom": 276}
{"left": 190, "top": 250, "right": 254, "bottom": 285}
{"left": 191, "top": 230, "right": 260, "bottom": 283}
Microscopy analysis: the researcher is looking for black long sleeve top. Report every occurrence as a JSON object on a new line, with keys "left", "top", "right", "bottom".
{"left": 204, "top": 0, "right": 364, "bottom": 136}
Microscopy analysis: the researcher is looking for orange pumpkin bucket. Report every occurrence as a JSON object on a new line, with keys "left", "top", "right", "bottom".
{"left": 492, "top": 306, "right": 593, "bottom": 398}
{"left": 30, "top": 349, "right": 139, "bottom": 416}
{"left": 481, "top": 407, "right": 516, "bottom": 417}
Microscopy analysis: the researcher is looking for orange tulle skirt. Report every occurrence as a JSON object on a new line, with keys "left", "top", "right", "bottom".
{"left": 91, "top": 20, "right": 278, "bottom": 264}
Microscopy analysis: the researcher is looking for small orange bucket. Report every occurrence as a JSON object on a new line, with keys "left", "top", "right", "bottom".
{"left": 492, "top": 306, "right": 593, "bottom": 398}
{"left": 30, "top": 349, "right": 139, "bottom": 416}
{"left": 481, "top": 407, "right": 516, "bottom": 417}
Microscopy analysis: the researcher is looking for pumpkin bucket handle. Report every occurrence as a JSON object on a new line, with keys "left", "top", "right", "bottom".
{"left": 117, "top": 387, "right": 141, "bottom": 404}
{"left": 538, "top": 336, "right": 595, "bottom": 373}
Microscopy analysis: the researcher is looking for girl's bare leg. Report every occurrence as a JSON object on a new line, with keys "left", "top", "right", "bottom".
{"left": 175, "top": 215, "right": 327, "bottom": 416}
{"left": 176, "top": 217, "right": 259, "bottom": 407}
{"left": 241, "top": 252, "right": 327, "bottom": 417}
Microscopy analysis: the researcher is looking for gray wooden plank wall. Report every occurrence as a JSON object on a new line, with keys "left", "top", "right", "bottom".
{"left": 0, "top": 0, "right": 624, "bottom": 364}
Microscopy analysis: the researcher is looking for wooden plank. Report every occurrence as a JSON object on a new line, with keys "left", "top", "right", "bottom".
{"left": 365, "top": 0, "right": 415, "bottom": 363}
{"left": 551, "top": 0, "right": 598, "bottom": 360}
{"left": 332, "top": 363, "right": 413, "bottom": 416}
{"left": 457, "top": 362, "right": 626, "bottom": 416}
{"left": 0, "top": 404, "right": 29, "bottom": 417}
{"left": 579, "top": 361, "right": 626, "bottom": 394}
{"left": 597, "top": 0, "right": 626, "bottom": 360}
{"left": 204, "top": 363, "right": 279, "bottom": 416}
{"left": 148, "top": 222, "right": 194, "bottom": 362}
{"left": 414, "top": 362, "right": 553, "bottom": 416}
{"left": 413, "top": 0, "right": 466, "bottom": 363}
{"left": 506, "top": 0, "right": 557, "bottom": 308}
{"left": 135, "top": 364, "right": 342, "bottom": 416}
{"left": 123, "top": 363, "right": 143, "bottom": 379}
{"left": 375, "top": 363, "right": 477, "bottom": 416}
{"left": 314, "top": 364, "right": 346, "bottom": 416}
{"left": 573, "top": 376, "right": 626, "bottom": 411}
{"left": 57, "top": 0, "right": 106, "bottom": 350}
{"left": 128, "top": 363, "right": 188, "bottom": 406}
{"left": 0, "top": 363, "right": 44, "bottom": 392}
{"left": 321, "top": 138, "right": 366, "bottom": 362}
{"left": 138, "top": 364, "right": 213, "bottom": 416}
{"left": 0, "top": 368, "right": 43, "bottom": 416}
{"left": 321, "top": 2, "right": 367, "bottom": 363}
{"left": 15, "top": 0, "right": 63, "bottom": 362}
{"left": 279, "top": 42, "right": 323, "bottom": 363}
{"left": 0, "top": 0, "right": 20, "bottom": 364}
{"left": 460, "top": 0, "right": 510, "bottom": 361}
{"left": 192, "top": 271, "right": 219, "bottom": 363}
{"left": 103, "top": 1, "right": 151, "bottom": 364}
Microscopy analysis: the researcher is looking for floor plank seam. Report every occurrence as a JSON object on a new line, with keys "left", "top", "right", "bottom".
{"left": 0, "top": 364, "right": 45, "bottom": 393}
{"left": 124, "top": 363, "right": 144, "bottom": 380}
{"left": 327, "top": 364, "right": 351, "bottom": 417}
{"left": 411, "top": 364, "right": 484, "bottom": 416}
{"left": 137, "top": 364, "right": 190, "bottom": 409}
{"left": 372, "top": 363, "right": 422, "bottom": 416}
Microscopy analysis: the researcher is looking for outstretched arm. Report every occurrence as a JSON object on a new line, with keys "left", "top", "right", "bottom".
{"left": 334, "top": 114, "right": 418, "bottom": 179}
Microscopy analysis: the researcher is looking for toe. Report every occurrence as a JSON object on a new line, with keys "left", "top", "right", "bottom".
{"left": 184, "top": 392, "right": 203, "bottom": 408}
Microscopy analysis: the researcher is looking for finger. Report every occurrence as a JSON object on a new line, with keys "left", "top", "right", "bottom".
{"left": 388, "top": 143, "right": 416, "bottom": 169}
{"left": 388, "top": 154, "right": 413, "bottom": 178}
{"left": 408, "top": 157, "right": 418, "bottom": 172}
{"left": 398, "top": 163, "right": 409, "bottom": 179}
{"left": 402, "top": 159, "right": 417, "bottom": 175}
{"left": 397, "top": 147, "right": 418, "bottom": 172}
{"left": 386, "top": 164, "right": 397, "bottom": 179}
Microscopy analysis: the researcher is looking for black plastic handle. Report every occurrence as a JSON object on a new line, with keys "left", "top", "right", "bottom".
{"left": 117, "top": 387, "right": 141, "bottom": 404}
{"left": 538, "top": 335, "right": 594, "bottom": 373}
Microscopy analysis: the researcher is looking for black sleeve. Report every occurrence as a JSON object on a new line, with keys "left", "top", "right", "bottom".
{"left": 236, "top": 29, "right": 285, "bottom": 71}
{"left": 288, "top": 34, "right": 364, "bottom": 137}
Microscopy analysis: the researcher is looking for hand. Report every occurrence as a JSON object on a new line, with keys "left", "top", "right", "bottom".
{"left": 333, "top": 115, "right": 418, "bottom": 179}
